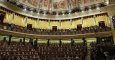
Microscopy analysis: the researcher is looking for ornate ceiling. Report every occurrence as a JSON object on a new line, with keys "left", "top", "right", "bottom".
{"left": 10, "top": 0, "right": 79, "bottom": 12}
{"left": 7, "top": 0, "right": 107, "bottom": 16}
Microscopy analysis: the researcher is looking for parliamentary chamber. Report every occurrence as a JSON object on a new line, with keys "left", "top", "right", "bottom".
{"left": 0, "top": 0, "right": 115, "bottom": 60}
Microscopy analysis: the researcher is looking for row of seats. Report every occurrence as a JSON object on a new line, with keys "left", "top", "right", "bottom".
{"left": 35, "top": 43, "right": 87, "bottom": 60}
{"left": 0, "top": 42, "right": 40, "bottom": 60}
{"left": 0, "top": 41, "right": 87, "bottom": 60}
{"left": 0, "top": 23, "right": 111, "bottom": 35}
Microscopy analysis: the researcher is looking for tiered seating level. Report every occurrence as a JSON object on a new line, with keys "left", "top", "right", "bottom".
{"left": 0, "top": 7, "right": 111, "bottom": 34}
{"left": 0, "top": 42, "right": 40, "bottom": 60}
{"left": 0, "top": 6, "right": 112, "bottom": 36}
{"left": 0, "top": 41, "right": 86, "bottom": 60}
{"left": 35, "top": 43, "right": 87, "bottom": 60}
{"left": 0, "top": 24, "right": 111, "bottom": 35}
{"left": 0, "top": 6, "right": 112, "bottom": 40}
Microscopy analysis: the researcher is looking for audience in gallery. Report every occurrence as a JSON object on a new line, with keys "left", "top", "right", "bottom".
{"left": 0, "top": 5, "right": 111, "bottom": 35}
{"left": 0, "top": 23, "right": 111, "bottom": 35}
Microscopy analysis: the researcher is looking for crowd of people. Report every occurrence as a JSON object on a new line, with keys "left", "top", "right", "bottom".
{"left": 90, "top": 42, "right": 115, "bottom": 60}
{"left": 0, "top": 40, "right": 87, "bottom": 60}
{"left": 0, "top": 23, "right": 111, "bottom": 35}
{"left": 35, "top": 43, "right": 87, "bottom": 60}
{"left": 0, "top": 41, "right": 39, "bottom": 60}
